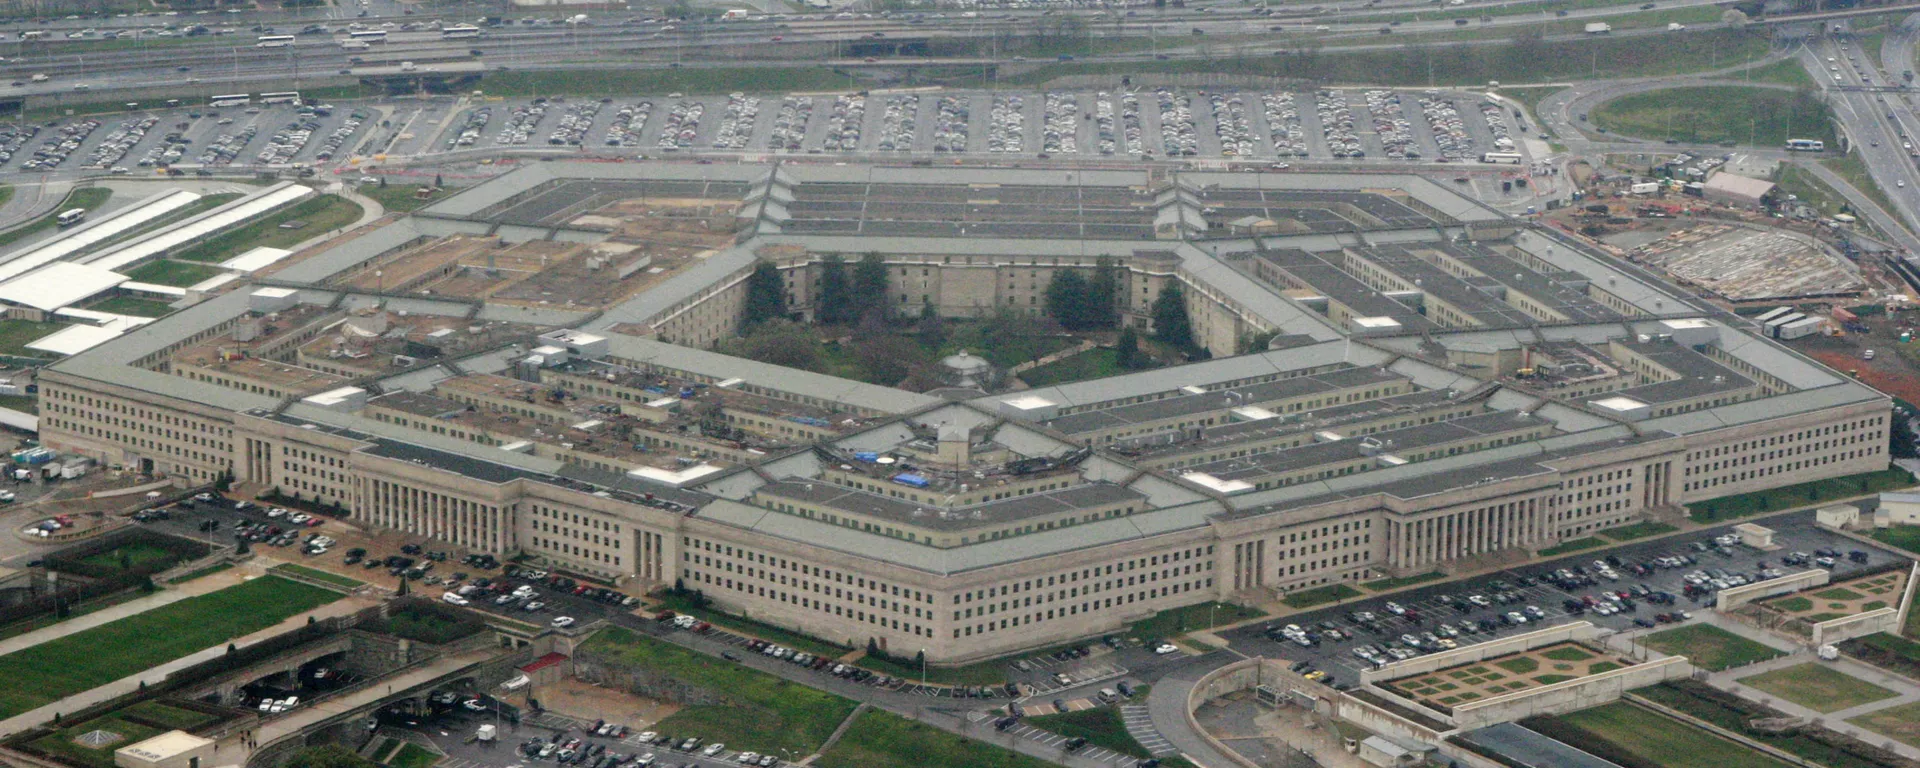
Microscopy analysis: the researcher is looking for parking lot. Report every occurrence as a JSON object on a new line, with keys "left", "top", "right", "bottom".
{"left": 0, "top": 85, "right": 1543, "bottom": 182}
{"left": 1220, "top": 512, "right": 1910, "bottom": 687}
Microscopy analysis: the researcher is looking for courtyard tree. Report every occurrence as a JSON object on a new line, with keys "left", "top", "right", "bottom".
{"left": 1151, "top": 283, "right": 1199, "bottom": 356}
{"left": 818, "top": 255, "right": 853, "bottom": 325}
{"left": 918, "top": 298, "right": 948, "bottom": 350}
{"left": 1043, "top": 268, "right": 1096, "bottom": 330}
{"left": 1089, "top": 256, "right": 1121, "bottom": 328}
{"left": 742, "top": 260, "right": 786, "bottom": 329}
{"left": 1115, "top": 326, "right": 1143, "bottom": 370}
{"left": 727, "top": 319, "right": 824, "bottom": 372}
{"left": 853, "top": 252, "right": 890, "bottom": 323}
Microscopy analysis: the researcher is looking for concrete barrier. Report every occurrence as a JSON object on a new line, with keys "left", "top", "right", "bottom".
{"left": 1892, "top": 562, "right": 1919, "bottom": 638}
{"left": 1448, "top": 656, "right": 1691, "bottom": 730}
{"left": 1811, "top": 607, "right": 1899, "bottom": 647}
{"left": 1359, "top": 622, "right": 1598, "bottom": 686}
{"left": 1719, "top": 569, "right": 1829, "bottom": 612}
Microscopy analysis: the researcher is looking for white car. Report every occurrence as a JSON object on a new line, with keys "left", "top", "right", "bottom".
{"left": 443, "top": 593, "right": 470, "bottom": 606}
{"left": 1154, "top": 643, "right": 1180, "bottom": 655}
{"left": 551, "top": 616, "right": 575, "bottom": 628}
{"left": 703, "top": 744, "right": 726, "bottom": 757}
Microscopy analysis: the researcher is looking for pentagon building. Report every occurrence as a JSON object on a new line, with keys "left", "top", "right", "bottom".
{"left": 36, "top": 162, "right": 1890, "bottom": 662}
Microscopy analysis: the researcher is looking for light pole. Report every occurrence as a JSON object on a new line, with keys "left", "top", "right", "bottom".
{"left": 920, "top": 648, "right": 928, "bottom": 688}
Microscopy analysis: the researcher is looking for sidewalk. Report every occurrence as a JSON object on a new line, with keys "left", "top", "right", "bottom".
{"left": 1707, "top": 651, "right": 1920, "bottom": 763}
{"left": 0, "top": 564, "right": 252, "bottom": 661}
{"left": 0, "top": 591, "right": 377, "bottom": 738}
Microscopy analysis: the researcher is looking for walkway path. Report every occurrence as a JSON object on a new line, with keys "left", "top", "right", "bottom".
{"left": 0, "top": 563, "right": 250, "bottom": 661}
{"left": 0, "top": 586, "right": 377, "bottom": 738}
{"left": 1707, "top": 651, "right": 1920, "bottom": 761}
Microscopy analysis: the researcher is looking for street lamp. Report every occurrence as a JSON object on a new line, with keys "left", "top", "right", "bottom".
{"left": 920, "top": 648, "right": 928, "bottom": 688}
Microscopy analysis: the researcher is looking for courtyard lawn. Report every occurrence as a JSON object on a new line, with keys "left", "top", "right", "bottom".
{"left": 1545, "top": 702, "right": 1796, "bottom": 768}
{"left": 166, "top": 195, "right": 363, "bottom": 263}
{"left": 1128, "top": 602, "right": 1264, "bottom": 639}
{"left": 84, "top": 296, "right": 176, "bottom": 318}
{"left": 124, "top": 260, "right": 222, "bottom": 288}
{"left": 0, "top": 576, "right": 341, "bottom": 718}
{"left": 1639, "top": 624, "right": 1785, "bottom": 671}
{"left": 361, "top": 183, "right": 437, "bottom": 213}
{"left": 1362, "top": 572, "right": 1445, "bottom": 592}
{"left": 1539, "top": 537, "right": 1607, "bottom": 556}
{"left": 1282, "top": 584, "right": 1363, "bottom": 609}
{"left": 1019, "top": 348, "right": 1132, "bottom": 388}
{"left": 580, "top": 627, "right": 856, "bottom": 756}
{"left": 0, "top": 319, "right": 66, "bottom": 358}
{"left": 815, "top": 709, "right": 1061, "bottom": 768}
{"left": 1736, "top": 663, "right": 1898, "bottom": 713}
{"left": 120, "top": 700, "right": 221, "bottom": 730}
{"left": 1599, "top": 521, "right": 1679, "bottom": 542}
{"left": 1871, "top": 524, "right": 1920, "bottom": 556}
{"left": 1847, "top": 699, "right": 1920, "bottom": 748}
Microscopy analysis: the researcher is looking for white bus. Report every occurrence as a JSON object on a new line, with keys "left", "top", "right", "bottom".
{"left": 1785, "top": 138, "right": 1825, "bottom": 152}
{"left": 260, "top": 91, "right": 301, "bottom": 105}
{"left": 256, "top": 34, "right": 295, "bottom": 48}
{"left": 56, "top": 208, "right": 86, "bottom": 227}
{"left": 210, "top": 93, "right": 251, "bottom": 107}
{"left": 1481, "top": 152, "right": 1523, "bottom": 164}
{"left": 441, "top": 24, "right": 480, "bottom": 39}
{"left": 350, "top": 29, "right": 388, "bottom": 42}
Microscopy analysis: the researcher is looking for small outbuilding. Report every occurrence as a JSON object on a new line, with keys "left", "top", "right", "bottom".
{"left": 1702, "top": 172, "right": 1777, "bottom": 208}
{"left": 114, "top": 731, "right": 215, "bottom": 768}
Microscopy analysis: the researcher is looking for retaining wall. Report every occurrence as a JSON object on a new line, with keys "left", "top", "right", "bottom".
{"left": 1359, "top": 622, "right": 1597, "bottom": 685}
{"left": 1811, "top": 607, "right": 1899, "bottom": 646}
{"left": 1719, "top": 568, "right": 1829, "bottom": 611}
{"left": 1448, "top": 655, "right": 1691, "bottom": 730}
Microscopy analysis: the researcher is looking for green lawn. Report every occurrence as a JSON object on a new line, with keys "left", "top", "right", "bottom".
{"left": 654, "top": 590, "right": 851, "bottom": 659}
{"left": 1639, "top": 624, "right": 1785, "bottom": 672}
{"left": 1282, "top": 584, "right": 1363, "bottom": 609}
{"left": 581, "top": 627, "right": 856, "bottom": 756}
{"left": 1019, "top": 348, "right": 1132, "bottom": 388}
{"left": 166, "top": 194, "right": 363, "bottom": 263}
{"left": 1362, "top": 572, "right": 1445, "bottom": 591}
{"left": 84, "top": 296, "right": 176, "bottom": 318}
{"left": 1540, "top": 537, "right": 1607, "bottom": 556}
{"left": 1736, "top": 663, "right": 1898, "bottom": 713}
{"left": 361, "top": 183, "right": 438, "bottom": 213}
{"left": 0, "top": 319, "right": 67, "bottom": 358}
{"left": 981, "top": 28, "right": 1771, "bottom": 88}
{"left": 121, "top": 700, "right": 221, "bottom": 730}
{"left": 77, "top": 542, "right": 183, "bottom": 575}
{"left": 1129, "top": 601, "right": 1264, "bottom": 639}
{"left": 1773, "top": 164, "right": 1860, "bottom": 220}
{"left": 1026, "top": 706, "right": 1153, "bottom": 759}
{"left": 386, "top": 743, "right": 440, "bottom": 768}
{"left": 1690, "top": 467, "right": 1915, "bottom": 523}
{"left": 1637, "top": 681, "right": 1896, "bottom": 768}
{"left": 124, "top": 260, "right": 222, "bottom": 288}
{"left": 1847, "top": 699, "right": 1920, "bottom": 748}
{"left": 0, "top": 576, "right": 342, "bottom": 718}
{"left": 270, "top": 563, "right": 365, "bottom": 589}
{"left": 815, "top": 709, "right": 1060, "bottom": 768}
{"left": 1715, "top": 58, "right": 1817, "bottom": 88}
{"left": 1599, "top": 521, "right": 1678, "bottom": 542}
{"left": 1825, "top": 150, "right": 1903, "bottom": 222}
{"left": 1871, "top": 525, "right": 1920, "bottom": 561}
{"left": 480, "top": 67, "right": 861, "bottom": 97}
{"left": 164, "top": 563, "right": 231, "bottom": 585}
{"left": 0, "top": 187, "right": 111, "bottom": 251}
{"left": 27, "top": 715, "right": 167, "bottom": 768}
{"left": 1772, "top": 596, "right": 1814, "bottom": 613}
{"left": 1546, "top": 702, "right": 1795, "bottom": 768}
{"left": 1591, "top": 86, "right": 1833, "bottom": 147}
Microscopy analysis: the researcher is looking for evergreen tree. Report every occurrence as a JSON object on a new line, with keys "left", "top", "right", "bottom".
{"left": 852, "top": 252, "right": 890, "bottom": 321}
{"left": 1089, "top": 256, "right": 1120, "bottom": 328}
{"left": 818, "top": 255, "right": 853, "bottom": 325}
{"left": 1151, "top": 283, "right": 1198, "bottom": 356}
{"left": 742, "top": 260, "right": 786, "bottom": 329}
{"left": 1892, "top": 410, "right": 1918, "bottom": 460}
{"left": 1116, "top": 326, "right": 1142, "bottom": 370}
{"left": 1044, "top": 269, "right": 1093, "bottom": 330}
{"left": 918, "top": 298, "right": 948, "bottom": 350}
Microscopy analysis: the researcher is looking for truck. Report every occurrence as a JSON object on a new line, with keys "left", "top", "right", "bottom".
{"left": 476, "top": 725, "right": 496, "bottom": 743}
{"left": 28, "top": 73, "right": 45, "bottom": 82}
{"left": 721, "top": 9, "right": 748, "bottom": 19}
{"left": 399, "top": 61, "right": 416, "bottom": 71}
{"left": 1585, "top": 21, "right": 1611, "bottom": 34}
{"left": 1667, "top": 22, "right": 1686, "bottom": 31}
{"left": 1629, "top": 181, "right": 1659, "bottom": 195}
